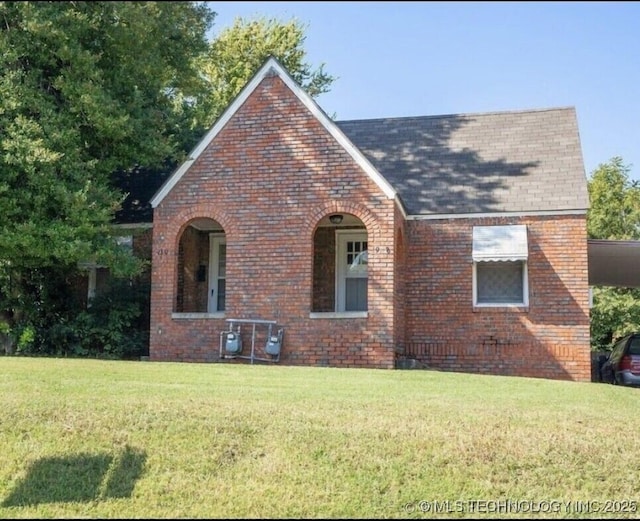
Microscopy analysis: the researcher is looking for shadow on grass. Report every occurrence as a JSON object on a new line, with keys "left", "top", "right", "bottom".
{"left": 2, "top": 445, "right": 146, "bottom": 507}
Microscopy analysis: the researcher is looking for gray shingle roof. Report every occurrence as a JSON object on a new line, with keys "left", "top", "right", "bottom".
{"left": 113, "top": 162, "right": 174, "bottom": 224}
{"left": 337, "top": 107, "right": 589, "bottom": 216}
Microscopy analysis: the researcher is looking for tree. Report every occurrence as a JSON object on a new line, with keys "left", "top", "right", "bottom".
{"left": 587, "top": 157, "right": 640, "bottom": 350}
{"left": 0, "top": 1, "right": 215, "bottom": 349}
{"left": 0, "top": 5, "right": 336, "bottom": 357}
{"left": 0, "top": 2, "right": 214, "bottom": 269}
{"left": 587, "top": 156, "right": 640, "bottom": 240}
{"left": 198, "top": 16, "right": 335, "bottom": 129}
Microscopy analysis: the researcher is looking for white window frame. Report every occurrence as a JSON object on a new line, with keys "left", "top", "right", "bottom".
{"left": 208, "top": 234, "right": 226, "bottom": 313}
{"left": 473, "top": 260, "right": 529, "bottom": 307}
{"left": 472, "top": 225, "right": 529, "bottom": 307}
{"left": 335, "top": 230, "right": 368, "bottom": 312}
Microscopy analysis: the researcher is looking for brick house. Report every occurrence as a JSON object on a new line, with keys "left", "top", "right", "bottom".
{"left": 145, "top": 57, "right": 591, "bottom": 381}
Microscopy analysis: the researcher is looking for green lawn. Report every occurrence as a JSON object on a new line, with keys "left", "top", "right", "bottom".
{"left": 0, "top": 357, "right": 638, "bottom": 519}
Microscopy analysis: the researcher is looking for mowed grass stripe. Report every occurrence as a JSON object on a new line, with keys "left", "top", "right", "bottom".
{"left": 0, "top": 357, "right": 638, "bottom": 518}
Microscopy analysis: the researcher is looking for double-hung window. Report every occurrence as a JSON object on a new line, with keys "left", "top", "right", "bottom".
{"left": 472, "top": 225, "right": 528, "bottom": 307}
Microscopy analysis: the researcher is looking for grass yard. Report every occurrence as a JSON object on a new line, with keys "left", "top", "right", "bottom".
{"left": 0, "top": 357, "right": 639, "bottom": 519}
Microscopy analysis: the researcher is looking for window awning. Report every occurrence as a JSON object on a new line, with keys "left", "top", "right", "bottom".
{"left": 472, "top": 225, "right": 528, "bottom": 261}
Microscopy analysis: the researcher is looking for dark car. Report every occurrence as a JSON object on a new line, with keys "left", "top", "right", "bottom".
{"left": 600, "top": 333, "right": 640, "bottom": 386}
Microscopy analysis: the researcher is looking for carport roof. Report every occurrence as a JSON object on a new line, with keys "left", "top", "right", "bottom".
{"left": 588, "top": 239, "right": 640, "bottom": 288}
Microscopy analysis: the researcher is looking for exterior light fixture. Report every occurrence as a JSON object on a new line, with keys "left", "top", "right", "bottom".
{"left": 329, "top": 214, "right": 343, "bottom": 225}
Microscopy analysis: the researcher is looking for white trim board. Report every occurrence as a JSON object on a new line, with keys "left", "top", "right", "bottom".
{"left": 406, "top": 208, "right": 588, "bottom": 220}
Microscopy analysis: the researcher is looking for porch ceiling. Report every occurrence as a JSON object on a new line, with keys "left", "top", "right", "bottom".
{"left": 588, "top": 239, "right": 640, "bottom": 288}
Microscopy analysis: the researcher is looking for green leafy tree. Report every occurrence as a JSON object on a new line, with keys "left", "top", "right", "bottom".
{"left": 0, "top": 1, "right": 213, "bottom": 269}
{"left": 0, "top": 5, "right": 336, "bottom": 357}
{"left": 198, "top": 16, "right": 335, "bottom": 128}
{"left": 587, "top": 157, "right": 640, "bottom": 240}
{"left": 0, "top": 1, "right": 215, "bottom": 349}
{"left": 587, "top": 157, "right": 640, "bottom": 350}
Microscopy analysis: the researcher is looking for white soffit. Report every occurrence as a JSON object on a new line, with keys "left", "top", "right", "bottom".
{"left": 472, "top": 225, "right": 528, "bottom": 261}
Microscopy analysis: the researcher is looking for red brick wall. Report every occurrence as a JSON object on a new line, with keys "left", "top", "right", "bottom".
{"left": 312, "top": 227, "right": 336, "bottom": 312}
{"left": 393, "top": 206, "right": 408, "bottom": 355}
{"left": 404, "top": 215, "right": 591, "bottom": 381}
{"left": 175, "top": 226, "right": 208, "bottom": 312}
{"left": 132, "top": 227, "right": 153, "bottom": 262}
{"left": 150, "top": 74, "right": 398, "bottom": 368}
{"left": 148, "top": 72, "right": 591, "bottom": 381}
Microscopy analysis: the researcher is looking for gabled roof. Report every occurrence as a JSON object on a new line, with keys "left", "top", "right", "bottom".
{"left": 133, "top": 58, "right": 588, "bottom": 221}
{"left": 150, "top": 56, "right": 397, "bottom": 209}
{"left": 337, "top": 107, "right": 589, "bottom": 217}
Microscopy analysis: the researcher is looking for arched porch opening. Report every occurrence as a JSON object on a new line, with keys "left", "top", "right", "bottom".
{"left": 175, "top": 218, "right": 226, "bottom": 313}
{"left": 312, "top": 213, "right": 368, "bottom": 313}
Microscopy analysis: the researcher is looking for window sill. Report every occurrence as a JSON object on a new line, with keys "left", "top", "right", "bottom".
{"left": 172, "top": 312, "right": 225, "bottom": 320}
{"left": 309, "top": 311, "right": 368, "bottom": 319}
{"left": 472, "top": 305, "right": 529, "bottom": 313}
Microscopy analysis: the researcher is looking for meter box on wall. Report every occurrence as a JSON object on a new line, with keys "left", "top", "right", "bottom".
{"left": 265, "top": 329, "right": 284, "bottom": 356}
{"left": 225, "top": 331, "right": 242, "bottom": 354}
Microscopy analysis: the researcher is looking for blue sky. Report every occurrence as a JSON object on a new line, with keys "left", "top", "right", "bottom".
{"left": 208, "top": 1, "right": 640, "bottom": 181}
